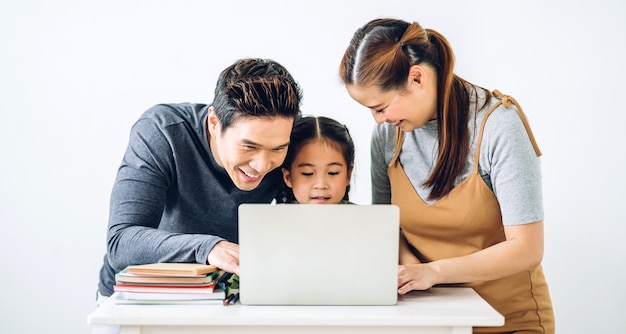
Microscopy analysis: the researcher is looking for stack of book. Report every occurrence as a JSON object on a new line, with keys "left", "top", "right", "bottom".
{"left": 113, "top": 263, "right": 227, "bottom": 304}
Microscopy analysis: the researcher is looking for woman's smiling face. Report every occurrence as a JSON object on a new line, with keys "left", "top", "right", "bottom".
{"left": 346, "top": 64, "right": 438, "bottom": 132}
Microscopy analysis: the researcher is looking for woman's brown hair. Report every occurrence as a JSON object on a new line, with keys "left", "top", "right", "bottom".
{"left": 339, "top": 18, "right": 489, "bottom": 200}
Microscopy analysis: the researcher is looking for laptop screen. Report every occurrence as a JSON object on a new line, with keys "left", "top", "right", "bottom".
{"left": 238, "top": 204, "right": 399, "bottom": 305}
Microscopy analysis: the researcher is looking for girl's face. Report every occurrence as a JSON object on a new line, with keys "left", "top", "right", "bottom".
{"left": 282, "top": 140, "right": 352, "bottom": 204}
{"left": 346, "top": 64, "right": 438, "bottom": 132}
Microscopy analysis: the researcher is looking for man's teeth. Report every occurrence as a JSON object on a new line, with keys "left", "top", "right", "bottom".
{"left": 243, "top": 170, "right": 258, "bottom": 177}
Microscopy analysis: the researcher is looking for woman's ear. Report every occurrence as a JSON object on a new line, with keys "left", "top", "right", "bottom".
{"left": 408, "top": 65, "right": 426, "bottom": 87}
{"left": 282, "top": 168, "right": 293, "bottom": 188}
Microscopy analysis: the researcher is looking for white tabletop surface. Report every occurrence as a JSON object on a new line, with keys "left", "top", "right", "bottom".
{"left": 88, "top": 287, "right": 504, "bottom": 328}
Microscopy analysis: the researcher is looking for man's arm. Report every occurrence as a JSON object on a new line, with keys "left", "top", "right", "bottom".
{"left": 106, "top": 118, "right": 221, "bottom": 271}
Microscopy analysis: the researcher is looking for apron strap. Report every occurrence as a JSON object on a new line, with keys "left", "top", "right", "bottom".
{"left": 472, "top": 90, "right": 542, "bottom": 174}
{"left": 493, "top": 90, "right": 542, "bottom": 157}
{"left": 391, "top": 90, "right": 542, "bottom": 174}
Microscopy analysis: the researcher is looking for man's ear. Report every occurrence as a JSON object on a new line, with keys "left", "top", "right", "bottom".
{"left": 282, "top": 168, "right": 293, "bottom": 188}
{"left": 207, "top": 107, "right": 220, "bottom": 136}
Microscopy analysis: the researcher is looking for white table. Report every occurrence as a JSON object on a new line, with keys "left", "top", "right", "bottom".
{"left": 87, "top": 287, "right": 504, "bottom": 334}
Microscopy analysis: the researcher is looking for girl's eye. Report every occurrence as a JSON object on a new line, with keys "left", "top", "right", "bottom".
{"left": 328, "top": 172, "right": 340, "bottom": 176}
{"left": 301, "top": 172, "right": 313, "bottom": 176}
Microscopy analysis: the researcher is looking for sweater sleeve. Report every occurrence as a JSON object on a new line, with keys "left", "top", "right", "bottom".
{"left": 106, "top": 118, "right": 221, "bottom": 272}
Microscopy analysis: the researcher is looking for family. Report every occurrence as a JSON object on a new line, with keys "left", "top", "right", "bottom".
{"left": 95, "top": 18, "right": 554, "bottom": 334}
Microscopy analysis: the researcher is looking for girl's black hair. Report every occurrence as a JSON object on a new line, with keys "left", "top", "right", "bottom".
{"left": 278, "top": 116, "right": 355, "bottom": 203}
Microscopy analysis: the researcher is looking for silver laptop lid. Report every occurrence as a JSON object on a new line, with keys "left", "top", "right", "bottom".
{"left": 238, "top": 204, "right": 399, "bottom": 305}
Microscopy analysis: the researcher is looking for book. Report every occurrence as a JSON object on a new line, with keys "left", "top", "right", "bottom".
{"left": 121, "top": 290, "right": 226, "bottom": 300}
{"left": 114, "top": 280, "right": 215, "bottom": 287}
{"left": 114, "top": 283, "right": 218, "bottom": 294}
{"left": 115, "top": 268, "right": 224, "bottom": 285}
{"left": 114, "top": 292, "right": 224, "bottom": 305}
{"left": 127, "top": 263, "right": 217, "bottom": 276}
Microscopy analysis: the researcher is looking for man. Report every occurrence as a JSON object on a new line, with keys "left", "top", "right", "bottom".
{"left": 96, "top": 58, "right": 302, "bottom": 300}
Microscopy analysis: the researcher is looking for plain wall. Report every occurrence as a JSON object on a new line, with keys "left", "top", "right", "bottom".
{"left": 1, "top": 0, "right": 624, "bottom": 333}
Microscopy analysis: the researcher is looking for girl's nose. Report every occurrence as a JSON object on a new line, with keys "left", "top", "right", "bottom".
{"left": 313, "top": 177, "right": 328, "bottom": 189}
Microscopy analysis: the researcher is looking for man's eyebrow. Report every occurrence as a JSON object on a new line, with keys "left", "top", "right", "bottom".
{"left": 240, "top": 139, "right": 290, "bottom": 149}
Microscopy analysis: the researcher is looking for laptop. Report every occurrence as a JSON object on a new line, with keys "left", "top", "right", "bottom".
{"left": 238, "top": 204, "right": 399, "bottom": 305}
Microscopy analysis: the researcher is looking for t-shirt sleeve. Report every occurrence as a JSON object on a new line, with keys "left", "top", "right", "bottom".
{"left": 371, "top": 124, "right": 393, "bottom": 204}
{"left": 481, "top": 106, "right": 544, "bottom": 226}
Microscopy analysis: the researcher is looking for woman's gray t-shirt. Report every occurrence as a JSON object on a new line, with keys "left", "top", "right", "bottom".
{"left": 371, "top": 89, "right": 544, "bottom": 226}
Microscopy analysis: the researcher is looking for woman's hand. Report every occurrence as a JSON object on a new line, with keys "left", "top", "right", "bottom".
{"left": 397, "top": 263, "right": 438, "bottom": 294}
{"left": 207, "top": 240, "right": 240, "bottom": 275}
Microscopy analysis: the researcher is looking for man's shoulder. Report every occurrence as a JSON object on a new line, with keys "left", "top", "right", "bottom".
{"left": 139, "top": 102, "right": 208, "bottom": 127}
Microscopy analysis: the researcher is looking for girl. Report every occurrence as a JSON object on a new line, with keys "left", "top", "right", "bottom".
{"left": 339, "top": 18, "right": 554, "bottom": 333}
{"left": 280, "top": 116, "right": 355, "bottom": 204}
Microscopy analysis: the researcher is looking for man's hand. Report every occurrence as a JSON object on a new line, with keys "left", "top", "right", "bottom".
{"left": 207, "top": 240, "right": 240, "bottom": 275}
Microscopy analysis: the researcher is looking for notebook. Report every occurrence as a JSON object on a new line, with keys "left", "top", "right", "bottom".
{"left": 238, "top": 204, "right": 399, "bottom": 305}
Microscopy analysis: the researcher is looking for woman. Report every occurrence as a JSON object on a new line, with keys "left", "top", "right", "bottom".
{"left": 339, "top": 18, "right": 554, "bottom": 333}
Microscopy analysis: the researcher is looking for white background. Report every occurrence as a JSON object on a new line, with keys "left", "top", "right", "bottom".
{"left": 1, "top": 0, "right": 624, "bottom": 333}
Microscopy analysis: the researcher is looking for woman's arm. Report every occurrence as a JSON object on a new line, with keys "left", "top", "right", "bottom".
{"left": 371, "top": 124, "right": 394, "bottom": 204}
{"left": 398, "top": 220, "right": 544, "bottom": 293}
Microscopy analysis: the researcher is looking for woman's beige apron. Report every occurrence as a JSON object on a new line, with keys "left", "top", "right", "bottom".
{"left": 388, "top": 91, "right": 554, "bottom": 333}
